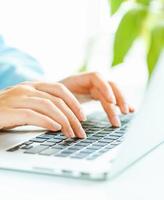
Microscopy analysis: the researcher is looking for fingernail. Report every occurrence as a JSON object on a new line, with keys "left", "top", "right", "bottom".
{"left": 52, "top": 123, "right": 61, "bottom": 131}
{"left": 112, "top": 116, "right": 121, "bottom": 127}
{"left": 79, "top": 127, "right": 87, "bottom": 138}
{"left": 130, "top": 106, "right": 135, "bottom": 112}
{"left": 67, "top": 129, "right": 75, "bottom": 138}
{"left": 79, "top": 110, "right": 87, "bottom": 121}
{"left": 123, "top": 103, "right": 129, "bottom": 114}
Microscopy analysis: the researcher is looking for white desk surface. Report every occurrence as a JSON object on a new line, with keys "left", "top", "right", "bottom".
{"left": 1, "top": 84, "right": 163, "bottom": 200}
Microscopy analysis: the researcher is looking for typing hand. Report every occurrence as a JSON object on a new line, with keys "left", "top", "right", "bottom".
{"left": 0, "top": 83, "right": 86, "bottom": 138}
{"left": 61, "top": 72, "right": 134, "bottom": 127}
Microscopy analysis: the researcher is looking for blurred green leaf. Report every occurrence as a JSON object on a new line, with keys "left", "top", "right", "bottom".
{"left": 147, "top": 24, "right": 164, "bottom": 76}
{"left": 136, "top": 0, "right": 151, "bottom": 6}
{"left": 112, "top": 7, "right": 147, "bottom": 66}
{"left": 109, "top": 0, "right": 124, "bottom": 15}
{"left": 78, "top": 65, "right": 88, "bottom": 72}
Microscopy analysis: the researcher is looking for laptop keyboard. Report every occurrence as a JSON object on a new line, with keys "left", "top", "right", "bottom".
{"left": 6, "top": 113, "right": 132, "bottom": 160}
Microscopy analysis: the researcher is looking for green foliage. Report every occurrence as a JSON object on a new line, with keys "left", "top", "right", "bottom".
{"left": 147, "top": 24, "right": 164, "bottom": 76}
{"left": 110, "top": 0, "right": 164, "bottom": 77}
{"left": 136, "top": 0, "right": 151, "bottom": 6}
{"left": 112, "top": 7, "right": 147, "bottom": 66}
{"left": 109, "top": 0, "right": 124, "bottom": 15}
{"left": 78, "top": 65, "right": 88, "bottom": 72}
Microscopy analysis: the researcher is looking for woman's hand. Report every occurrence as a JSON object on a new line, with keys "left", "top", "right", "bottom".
{"left": 0, "top": 83, "right": 86, "bottom": 138}
{"left": 61, "top": 72, "right": 134, "bottom": 127}
{"left": 0, "top": 72, "right": 134, "bottom": 138}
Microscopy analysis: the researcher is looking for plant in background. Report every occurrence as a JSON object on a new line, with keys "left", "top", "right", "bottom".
{"left": 109, "top": 0, "right": 164, "bottom": 77}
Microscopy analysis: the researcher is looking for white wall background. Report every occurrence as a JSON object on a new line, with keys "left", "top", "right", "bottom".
{"left": 0, "top": 0, "right": 148, "bottom": 104}
{"left": 0, "top": 0, "right": 90, "bottom": 80}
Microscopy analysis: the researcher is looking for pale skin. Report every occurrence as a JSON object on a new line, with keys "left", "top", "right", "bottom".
{"left": 0, "top": 72, "right": 134, "bottom": 138}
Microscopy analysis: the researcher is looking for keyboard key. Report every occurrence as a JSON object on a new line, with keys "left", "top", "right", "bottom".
{"left": 30, "top": 138, "right": 47, "bottom": 143}
{"left": 96, "top": 141, "right": 109, "bottom": 146}
{"left": 95, "top": 133, "right": 107, "bottom": 137}
{"left": 20, "top": 145, "right": 33, "bottom": 150}
{"left": 86, "top": 155, "right": 99, "bottom": 160}
{"left": 105, "top": 135, "right": 120, "bottom": 140}
{"left": 85, "top": 131, "right": 94, "bottom": 135}
{"left": 39, "top": 148, "right": 61, "bottom": 156}
{"left": 67, "top": 146, "right": 85, "bottom": 151}
{"left": 116, "top": 137, "right": 124, "bottom": 143}
{"left": 38, "top": 134, "right": 56, "bottom": 139}
{"left": 111, "top": 140, "right": 122, "bottom": 146}
{"left": 86, "top": 157, "right": 96, "bottom": 160}
{"left": 58, "top": 141, "right": 72, "bottom": 147}
{"left": 86, "top": 137, "right": 98, "bottom": 141}
{"left": 59, "top": 150, "right": 74, "bottom": 155}
{"left": 86, "top": 146, "right": 100, "bottom": 151}
{"left": 79, "top": 149, "right": 94, "bottom": 154}
{"left": 54, "top": 135, "right": 67, "bottom": 140}
{"left": 91, "top": 143, "right": 106, "bottom": 148}
{"left": 82, "top": 139, "right": 97, "bottom": 144}
{"left": 70, "top": 154, "right": 87, "bottom": 159}
{"left": 64, "top": 138, "right": 78, "bottom": 144}
{"left": 103, "top": 144, "right": 115, "bottom": 150}
{"left": 89, "top": 135, "right": 103, "bottom": 139}
{"left": 41, "top": 141, "right": 55, "bottom": 146}
{"left": 51, "top": 144, "right": 66, "bottom": 149}
{"left": 97, "top": 131, "right": 110, "bottom": 135}
{"left": 112, "top": 132, "right": 123, "bottom": 136}
{"left": 98, "top": 148, "right": 110, "bottom": 154}
{"left": 24, "top": 141, "right": 33, "bottom": 145}
{"left": 75, "top": 142, "right": 90, "bottom": 146}
{"left": 47, "top": 138, "right": 63, "bottom": 143}
{"left": 55, "top": 154, "right": 69, "bottom": 157}
{"left": 104, "top": 127, "right": 115, "bottom": 131}
{"left": 100, "top": 138, "right": 115, "bottom": 143}
{"left": 24, "top": 145, "right": 48, "bottom": 154}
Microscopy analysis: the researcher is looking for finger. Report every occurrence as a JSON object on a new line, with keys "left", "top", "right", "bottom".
{"left": 129, "top": 105, "right": 135, "bottom": 112}
{"left": 101, "top": 101, "right": 121, "bottom": 127}
{"left": 109, "top": 81, "right": 129, "bottom": 114}
{"left": 0, "top": 108, "right": 61, "bottom": 131}
{"left": 89, "top": 72, "right": 116, "bottom": 104}
{"left": 91, "top": 88, "right": 121, "bottom": 127}
{"left": 52, "top": 97, "right": 86, "bottom": 138}
{"left": 34, "top": 82, "right": 86, "bottom": 121}
{"left": 13, "top": 97, "right": 75, "bottom": 138}
{"left": 27, "top": 95, "right": 86, "bottom": 138}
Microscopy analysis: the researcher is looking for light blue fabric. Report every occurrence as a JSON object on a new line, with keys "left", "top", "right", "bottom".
{"left": 0, "top": 36, "right": 44, "bottom": 89}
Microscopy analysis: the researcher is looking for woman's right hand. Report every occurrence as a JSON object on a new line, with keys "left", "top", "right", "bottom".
{"left": 0, "top": 82, "right": 86, "bottom": 138}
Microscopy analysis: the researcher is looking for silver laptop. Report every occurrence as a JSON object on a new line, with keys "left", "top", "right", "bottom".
{"left": 0, "top": 55, "right": 163, "bottom": 181}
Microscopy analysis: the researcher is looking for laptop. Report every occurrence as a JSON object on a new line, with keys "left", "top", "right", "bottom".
{"left": 0, "top": 56, "right": 163, "bottom": 181}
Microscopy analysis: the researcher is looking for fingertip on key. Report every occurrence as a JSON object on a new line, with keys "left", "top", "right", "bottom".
{"left": 111, "top": 116, "right": 121, "bottom": 127}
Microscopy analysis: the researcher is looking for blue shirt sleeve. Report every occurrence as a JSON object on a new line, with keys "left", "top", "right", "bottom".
{"left": 0, "top": 36, "right": 44, "bottom": 89}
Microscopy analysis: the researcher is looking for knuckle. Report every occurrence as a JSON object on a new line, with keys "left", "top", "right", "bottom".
{"left": 12, "top": 85, "right": 34, "bottom": 95}
{"left": 90, "top": 71, "right": 101, "bottom": 78}
{"left": 40, "top": 99, "right": 54, "bottom": 108}
{"left": 55, "top": 83, "right": 66, "bottom": 91}
{"left": 70, "top": 114, "right": 78, "bottom": 123}
{"left": 55, "top": 97, "right": 65, "bottom": 106}
{"left": 109, "top": 81, "right": 116, "bottom": 87}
